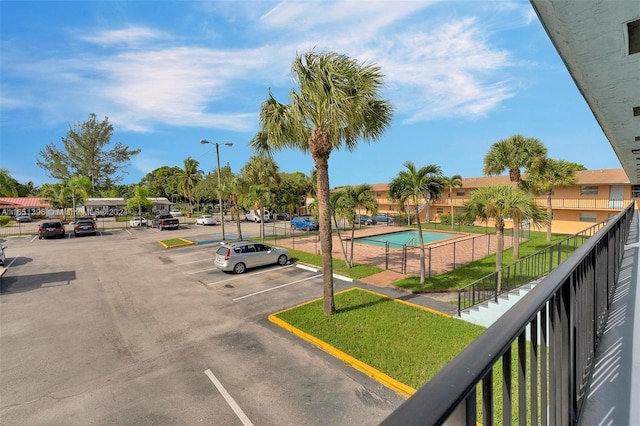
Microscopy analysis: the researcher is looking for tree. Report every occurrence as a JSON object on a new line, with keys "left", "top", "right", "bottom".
{"left": 175, "top": 157, "right": 202, "bottom": 214}
{"left": 524, "top": 159, "right": 584, "bottom": 241}
{"left": 462, "top": 184, "right": 549, "bottom": 293}
{"left": 39, "top": 183, "right": 71, "bottom": 220}
{"left": 442, "top": 174, "right": 463, "bottom": 229}
{"left": 329, "top": 190, "right": 351, "bottom": 267}
{"left": 37, "top": 113, "right": 141, "bottom": 192}
{"left": 388, "top": 162, "right": 443, "bottom": 285}
{"left": 241, "top": 155, "right": 280, "bottom": 242}
{"left": 251, "top": 51, "right": 393, "bottom": 315}
{"left": 68, "top": 175, "right": 92, "bottom": 220}
{"left": 126, "top": 185, "right": 153, "bottom": 222}
{"left": 140, "top": 166, "right": 183, "bottom": 198}
{"left": 0, "top": 169, "right": 18, "bottom": 197}
{"left": 340, "top": 184, "right": 378, "bottom": 268}
{"left": 483, "top": 134, "right": 547, "bottom": 259}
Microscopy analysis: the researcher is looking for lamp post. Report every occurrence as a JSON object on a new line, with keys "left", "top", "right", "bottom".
{"left": 200, "top": 139, "right": 233, "bottom": 240}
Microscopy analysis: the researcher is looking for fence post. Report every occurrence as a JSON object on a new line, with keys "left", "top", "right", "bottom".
{"left": 453, "top": 241, "right": 456, "bottom": 269}
{"left": 548, "top": 245, "right": 554, "bottom": 273}
{"left": 385, "top": 241, "right": 389, "bottom": 270}
{"left": 428, "top": 246, "right": 432, "bottom": 277}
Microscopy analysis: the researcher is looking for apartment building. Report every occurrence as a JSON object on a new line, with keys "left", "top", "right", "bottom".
{"left": 369, "top": 168, "right": 635, "bottom": 234}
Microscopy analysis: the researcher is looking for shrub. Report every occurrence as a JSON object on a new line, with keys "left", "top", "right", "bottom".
{"left": 0, "top": 216, "right": 10, "bottom": 226}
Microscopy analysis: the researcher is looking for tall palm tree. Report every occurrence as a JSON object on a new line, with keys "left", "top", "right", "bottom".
{"left": 340, "top": 184, "right": 378, "bottom": 268}
{"left": 0, "top": 168, "right": 18, "bottom": 197}
{"left": 68, "top": 175, "right": 92, "bottom": 219}
{"left": 483, "top": 134, "right": 547, "bottom": 259}
{"left": 241, "top": 155, "right": 280, "bottom": 242}
{"left": 462, "top": 184, "right": 549, "bottom": 293}
{"left": 176, "top": 157, "right": 202, "bottom": 214}
{"left": 250, "top": 51, "right": 393, "bottom": 315}
{"left": 388, "top": 162, "right": 443, "bottom": 284}
{"left": 225, "top": 175, "right": 248, "bottom": 241}
{"left": 525, "top": 158, "right": 583, "bottom": 241}
{"left": 40, "top": 183, "right": 71, "bottom": 220}
{"left": 442, "top": 174, "right": 463, "bottom": 229}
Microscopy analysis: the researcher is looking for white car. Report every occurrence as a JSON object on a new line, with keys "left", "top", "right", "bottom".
{"left": 196, "top": 214, "right": 218, "bottom": 226}
{"left": 129, "top": 217, "right": 147, "bottom": 227}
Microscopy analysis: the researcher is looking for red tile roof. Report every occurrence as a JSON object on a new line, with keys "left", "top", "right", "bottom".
{"left": 0, "top": 197, "right": 50, "bottom": 207}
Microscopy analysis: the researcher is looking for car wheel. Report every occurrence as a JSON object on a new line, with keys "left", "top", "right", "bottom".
{"left": 233, "top": 262, "right": 246, "bottom": 274}
{"left": 38, "top": 235, "right": 42, "bottom": 240}
{"left": 277, "top": 254, "right": 288, "bottom": 266}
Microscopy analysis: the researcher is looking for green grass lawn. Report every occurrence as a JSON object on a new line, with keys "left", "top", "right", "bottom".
{"left": 273, "top": 288, "right": 486, "bottom": 390}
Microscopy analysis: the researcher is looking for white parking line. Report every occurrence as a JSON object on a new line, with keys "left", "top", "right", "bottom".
{"left": 204, "top": 264, "right": 296, "bottom": 286}
{"left": 204, "top": 369, "right": 254, "bottom": 426}
{"left": 232, "top": 273, "right": 322, "bottom": 301}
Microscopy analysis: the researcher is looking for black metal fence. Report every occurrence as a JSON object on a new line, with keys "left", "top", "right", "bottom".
{"left": 457, "top": 218, "right": 612, "bottom": 315}
{"left": 381, "top": 203, "right": 633, "bottom": 426}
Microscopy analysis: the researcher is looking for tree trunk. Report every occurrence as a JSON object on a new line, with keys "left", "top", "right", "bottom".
{"left": 333, "top": 214, "right": 350, "bottom": 268}
{"left": 259, "top": 201, "right": 265, "bottom": 242}
{"left": 314, "top": 154, "right": 335, "bottom": 315}
{"left": 546, "top": 192, "right": 552, "bottom": 242}
{"left": 416, "top": 205, "right": 426, "bottom": 284}
{"left": 512, "top": 212, "right": 520, "bottom": 260}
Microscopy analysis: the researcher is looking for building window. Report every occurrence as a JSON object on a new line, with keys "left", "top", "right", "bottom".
{"left": 580, "top": 185, "right": 598, "bottom": 195}
{"left": 579, "top": 212, "right": 597, "bottom": 222}
{"left": 376, "top": 192, "right": 381, "bottom": 197}
{"left": 389, "top": 206, "right": 395, "bottom": 211}
{"left": 456, "top": 189, "right": 465, "bottom": 196}
{"left": 629, "top": 19, "right": 640, "bottom": 55}
{"left": 632, "top": 185, "right": 640, "bottom": 198}
{"left": 436, "top": 207, "right": 444, "bottom": 214}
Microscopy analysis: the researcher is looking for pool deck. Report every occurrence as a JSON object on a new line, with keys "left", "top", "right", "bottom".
{"left": 275, "top": 225, "right": 513, "bottom": 288}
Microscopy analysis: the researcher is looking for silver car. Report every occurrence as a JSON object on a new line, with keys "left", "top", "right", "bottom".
{"left": 215, "top": 241, "right": 290, "bottom": 274}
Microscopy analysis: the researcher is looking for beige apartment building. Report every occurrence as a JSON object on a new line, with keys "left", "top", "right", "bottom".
{"left": 370, "top": 168, "right": 637, "bottom": 234}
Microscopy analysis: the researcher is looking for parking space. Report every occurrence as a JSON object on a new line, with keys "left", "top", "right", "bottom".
{"left": 0, "top": 226, "right": 403, "bottom": 425}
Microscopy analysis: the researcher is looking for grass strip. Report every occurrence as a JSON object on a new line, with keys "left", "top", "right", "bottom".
{"left": 159, "top": 238, "right": 194, "bottom": 248}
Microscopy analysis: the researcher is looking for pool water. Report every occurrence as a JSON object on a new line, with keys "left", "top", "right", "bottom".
{"left": 353, "top": 230, "right": 456, "bottom": 248}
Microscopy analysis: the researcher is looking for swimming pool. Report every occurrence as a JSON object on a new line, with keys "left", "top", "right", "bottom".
{"left": 353, "top": 230, "right": 457, "bottom": 248}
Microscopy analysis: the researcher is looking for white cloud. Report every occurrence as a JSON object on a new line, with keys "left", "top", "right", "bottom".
{"left": 79, "top": 26, "right": 167, "bottom": 45}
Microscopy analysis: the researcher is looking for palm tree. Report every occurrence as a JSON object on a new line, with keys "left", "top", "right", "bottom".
{"left": 330, "top": 190, "right": 351, "bottom": 267}
{"left": 241, "top": 155, "right": 279, "bottom": 242}
{"left": 68, "top": 175, "right": 92, "bottom": 220}
{"left": 251, "top": 51, "right": 393, "bottom": 315}
{"left": 525, "top": 159, "right": 583, "bottom": 241}
{"left": 225, "top": 175, "right": 248, "bottom": 241}
{"left": 388, "top": 162, "right": 443, "bottom": 284}
{"left": 0, "top": 168, "right": 18, "bottom": 197}
{"left": 40, "top": 183, "right": 71, "bottom": 220}
{"left": 340, "top": 184, "right": 378, "bottom": 268}
{"left": 176, "top": 157, "right": 202, "bottom": 214}
{"left": 442, "top": 174, "right": 463, "bottom": 229}
{"left": 462, "top": 184, "right": 549, "bottom": 293}
{"left": 483, "top": 134, "right": 547, "bottom": 259}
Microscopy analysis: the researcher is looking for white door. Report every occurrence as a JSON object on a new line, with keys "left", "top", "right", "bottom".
{"left": 609, "top": 185, "right": 624, "bottom": 209}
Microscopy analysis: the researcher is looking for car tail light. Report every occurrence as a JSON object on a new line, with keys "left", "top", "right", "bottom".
{"left": 224, "top": 248, "right": 231, "bottom": 261}
{"left": 74, "top": 224, "right": 80, "bottom": 230}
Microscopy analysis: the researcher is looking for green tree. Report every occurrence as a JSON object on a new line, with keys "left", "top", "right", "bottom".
{"left": 340, "top": 184, "right": 378, "bottom": 268}
{"left": 39, "top": 183, "right": 71, "bottom": 220}
{"left": 37, "top": 113, "right": 141, "bottom": 193}
{"left": 329, "top": 190, "right": 351, "bottom": 267}
{"left": 524, "top": 159, "right": 584, "bottom": 241}
{"left": 442, "top": 174, "right": 463, "bottom": 229}
{"left": 126, "top": 185, "right": 153, "bottom": 223}
{"left": 251, "top": 51, "right": 393, "bottom": 315}
{"left": 388, "top": 162, "right": 443, "bottom": 284}
{"left": 241, "top": 155, "right": 279, "bottom": 242}
{"left": 68, "top": 175, "right": 92, "bottom": 220}
{"left": 0, "top": 169, "right": 18, "bottom": 197}
{"left": 483, "top": 134, "right": 547, "bottom": 259}
{"left": 462, "top": 184, "right": 549, "bottom": 293}
{"left": 175, "top": 157, "right": 203, "bottom": 214}
{"left": 140, "top": 166, "right": 183, "bottom": 198}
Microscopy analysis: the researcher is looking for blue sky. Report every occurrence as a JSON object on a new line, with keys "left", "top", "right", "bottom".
{"left": 0, "top": 0, "right": 622, "bottom": 190}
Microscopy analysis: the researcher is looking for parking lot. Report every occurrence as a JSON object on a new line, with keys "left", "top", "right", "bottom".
{"left": 0, "top": 221, "right": 405, "bottom": 425}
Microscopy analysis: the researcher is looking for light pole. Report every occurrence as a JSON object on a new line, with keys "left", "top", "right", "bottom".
{"left": 200, "top": 139, "right": 233, "bottom": 240}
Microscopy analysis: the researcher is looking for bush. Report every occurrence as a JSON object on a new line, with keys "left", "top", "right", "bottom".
{"left": 0, "top": 216, "right": 10, "bottom": 226}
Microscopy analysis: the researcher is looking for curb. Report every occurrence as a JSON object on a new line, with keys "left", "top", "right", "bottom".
{"left": 295, "top": 263, "right": 353, "bottom": 282}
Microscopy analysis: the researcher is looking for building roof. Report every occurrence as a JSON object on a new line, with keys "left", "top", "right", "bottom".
{"left": 363, "top": 168, "right": 630, "bottom": 191}
{"left": 0, "top": 197, "right": 50, "bottom": 207}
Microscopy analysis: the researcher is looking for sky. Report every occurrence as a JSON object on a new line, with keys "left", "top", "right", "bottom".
{"left": 0, "top": 0, "right": 624, "bottom": 190}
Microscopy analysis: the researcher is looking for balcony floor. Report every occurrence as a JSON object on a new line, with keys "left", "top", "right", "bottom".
{"left": 579, "top": 211, "right": 640, "bottom": 425}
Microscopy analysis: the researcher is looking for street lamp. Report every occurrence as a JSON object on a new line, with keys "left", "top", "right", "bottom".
{"left": 200, "top": 139, "right": 233, "bottom": 240}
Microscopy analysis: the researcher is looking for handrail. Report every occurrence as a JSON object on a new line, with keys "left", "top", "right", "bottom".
{"left": 457, "top": 217, "right": 612, "bottom": 315}
{"left": 381, "top": 203, "right": 633, "bottom": 425}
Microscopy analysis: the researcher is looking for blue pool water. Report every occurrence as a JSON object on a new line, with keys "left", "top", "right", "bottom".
{"left": 353, "top": 230, "right": 456, "bottom": 248}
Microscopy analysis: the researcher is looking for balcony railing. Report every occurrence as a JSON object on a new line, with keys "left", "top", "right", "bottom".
{"left": 429, "top": 198, "right": 633, "bottom": 210}
{"left": 381, "top": 203, "right": 633, "bottom": 426}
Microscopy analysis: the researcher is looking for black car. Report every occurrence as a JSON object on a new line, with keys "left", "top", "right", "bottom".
{"left": 374, "top": 214, "right": 395, "bottom": 224}
{"left": 38, "top": 220, "right": 66, "bottom": 239}
{"left": 73, "top": 219, "right": 97, "bottom": 237}
{"left": 354, "top": 214, "right": 376, "bottom": 225}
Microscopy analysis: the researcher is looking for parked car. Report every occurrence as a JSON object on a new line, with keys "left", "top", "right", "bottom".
{"left": 214, "top": 241, "right": 290, "bottom": 274}
{"left": 0, "top": 245, "right": 6, "bottom": 266}
{"left": 151, "top": 214, "right": 180, "bottom": 230}
{"left": 196, "top": 214, "right": 218, "bottom": 226}
{"left": 38, "top": 220, "right": 66, "bottom": 239}
{"left": 15, "top": 214, "right": 32, "bottom": 222}
{"left": 275, "top": 211, "right": 292, "bottom": 221}
{"left": 245, "top": 209, "right": 270, "bottom": 223}
{"left": 73, "top": 218, "right": 97, "bottom": 237}
{"left": 290, "top": 216, "right": 319, "bottom": 231}
{"left": 129, "top": 217, "right": 147, "bottom": 227}
{"left": 169, "top": 209, "right": 184, "bottom": 217}
{"left": 354, "top": 214, "right": 376, "bottom": 225}
{"left": 374, "top": 214, "right": 395, "bottom": 224}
